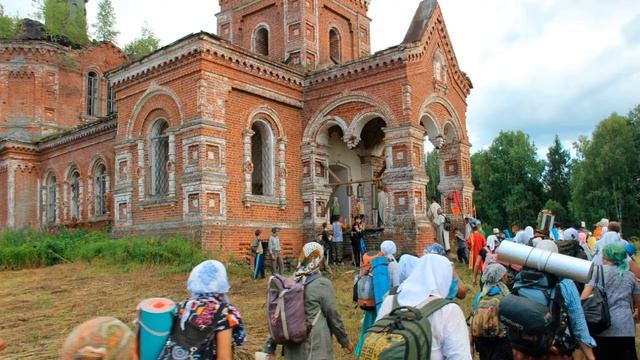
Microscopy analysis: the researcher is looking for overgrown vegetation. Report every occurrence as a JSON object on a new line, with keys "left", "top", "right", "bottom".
{"left": 0, "top": 4, "right": 21, "bottom": 38}
{"left": 92, "top": 0, "right": 118, "bottom": 42}
{"left": 124, "top": 25, "right": 160, "bottom": 60}
{"left": 32, "top": 0, "right": 88, "bottom": 46}
{"left": 0, "top": 230, "right": 209, "bottom": 272}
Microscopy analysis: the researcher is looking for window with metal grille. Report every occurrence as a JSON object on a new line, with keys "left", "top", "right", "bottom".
{"left": 95, "top": 164, "right": 107, "bottom": 216}
{"left": 251, "top": 120, "right": 275, "bottom": 196}
{"left": 329, "top": 28, "right": 341, "bottom": 64}
{"left": 47, "top": 175, "right": 57, "bottom": 223}
{"left": 254, "top": 27, "right": 269, "bottom": 56}
{"left": 70, "top": 170, "right": 80, "bottom": 219}
{"left": 86, "top": 71, "right": 99, "bottom": 116}
{"left": 150, "top": 120, "right": 169, "bottom": 196}
{"left": 106, "top": 82, "right": 116, "bottom": 114}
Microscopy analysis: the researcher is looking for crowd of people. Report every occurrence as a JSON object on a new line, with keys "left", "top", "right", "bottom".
{"left": 4, "top": 213, "right": 637, "bottom": 360}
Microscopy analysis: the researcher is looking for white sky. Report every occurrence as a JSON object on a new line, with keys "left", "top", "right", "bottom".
{"left": 4, "top": 0, "right": 640, "bottom": 158}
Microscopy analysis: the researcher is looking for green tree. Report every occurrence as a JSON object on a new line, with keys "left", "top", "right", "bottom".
{"left": 93, "top": 0, "right": 118, "bottom": 42}
{"left": 124, "top": 25, "right": 160, "bottom": 61}
{"left": 571, "top": 113, "right": 640, "bottom": 236}
{"left": 34, "top": 0, "right": 88, "bottom": 46}
{"left": 0, "top": 5, "right": 19, "bottom": 38}
{"left": 424, "top": 149, "right": 440, "bottom": 200}
{"left": 542, "top": 135, "right": 572, "bottom": 208}
{"left": 543, "top": 199, "right": 569, "bottom": 226}
{"left": 470, "top": 131, "right": 545, "bottom": 228}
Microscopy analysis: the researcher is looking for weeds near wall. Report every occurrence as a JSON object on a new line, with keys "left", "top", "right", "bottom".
{"left": 0, "top": 229, "right": 210, "bottom": 271}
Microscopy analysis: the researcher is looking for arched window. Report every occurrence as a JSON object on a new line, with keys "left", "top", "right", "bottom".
{"left": 95, "top": 163, "right": 107, "bottom": 216}
{"left": 149, "top": 119, "right": 169, "bottom": 196}
{"left": 86, "top": 71, "right": 99, "bottom": 116}
{"left": 47, "top": 175, "right": 57, "bottom": 223}
{"left": 329, "top": 28, "right": 341, "bottom": 63}
{"left": 70, "top": 170, "right": 80, "bottom": 219}
{"left": 251, "top": 120, "right": 275, "bottom": 196}
{"left": 106, "top": 82, "right": 115, "bottom": 114}
{"left": 254, "top": 26, "right": 269, "bottom": 56}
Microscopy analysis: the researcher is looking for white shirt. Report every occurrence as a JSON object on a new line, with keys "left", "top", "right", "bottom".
{"left": 377, "top": 296, "right": 472, "bottom": 360}
{"left": 428, "top": 202, "right": 441, "bottom": 222}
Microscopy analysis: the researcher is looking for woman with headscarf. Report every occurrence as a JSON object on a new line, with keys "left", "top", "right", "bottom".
{"left": 381, "top": 240, "right": 400, "bottom": 288}
{"left": 424, "top": 243, "right": 468, "bottom": 300}
{"left": 61, "top": 317, "right": 137, "bottom": 360}
{"left": 511, "top": 241, "right": 595, "bottom": 360}
{"left": 581, "top": 244, "right": 640, "bottom": 359}
{"left": 376, "top": 254, "right": 472, "bottom": 360}
{"left": 470, "top": 264, "right": 512, "bottom": 360}
{"left": 577, "top": 232, "right": 593, "bottom": 260}
{"left": 398, "top": 254, "right": 419, "bottom": 285}
{"left": 159, "top": 260, "right": 245, "bottom": 360}
{"left": 265, "top": 242, "right": 353, "bottom": 359}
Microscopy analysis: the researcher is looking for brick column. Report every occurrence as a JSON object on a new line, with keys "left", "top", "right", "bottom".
{"left": 437, "top": 140, "right": 474, "bottom": 219}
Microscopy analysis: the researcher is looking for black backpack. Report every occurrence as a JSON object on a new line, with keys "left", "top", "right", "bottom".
{"left": 499, "top": 269, "right": 576, "bottom": 357}
{"left": 158, "top": 299, "right": 225, "bottom": 360}
{"left": 556, "top": 240, "right": 588, "bottom": 260}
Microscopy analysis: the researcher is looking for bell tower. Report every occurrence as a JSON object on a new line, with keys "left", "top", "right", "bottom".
{"left": 216, "top": 0, "right": 371, "bottom": 69}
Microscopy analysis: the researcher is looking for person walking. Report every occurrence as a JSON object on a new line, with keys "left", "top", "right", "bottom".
{"left": 263, "top": 242, "right": 354, "bottom": 359}
{"left": 581, "top": 243, "right": 640, "bottom": 360}
{"left": 467, "top": 220, "right": 486, "bottom": 271}
{"left": 251, "top": 229, "right": 265, "bottom": 280}
{"left": 455, "top": 230, "right": 469, "bottom": 265}
{"left": 376, "top": 254, "right": 472, "bottom": 359}
{"left": 351, "top": 216, "right": 365, "bottom": 267}
{"left": 381, "top": 240, "right": 400, "bottom": 288}
{"left": 332, "top": 216, "right": 345, "bottom": 265}
{"left": 269, "top": 227, "right": 284, "bottom": 275}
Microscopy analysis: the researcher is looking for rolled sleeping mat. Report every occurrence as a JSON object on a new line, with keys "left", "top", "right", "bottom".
{"left": 497, "top": 241, "right": 593, "bottom": 283}
{"left": 137, "top": 297, "right": 176, "bottom": 360}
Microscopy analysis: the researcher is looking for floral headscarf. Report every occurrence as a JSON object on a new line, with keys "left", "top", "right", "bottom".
{"left": 480, "top": 263, "right": 509, "bottom": 297}
{"left": 424, "top": 243, "right": 446, "bottom": 256}
{"left": 187, "top": 260, "right": 230, "bottom": 296}
{"left": 61, "top": 317, "right": 138, "bottom": 360}
{"left": 294, "top": 242, "right": 324, "bottom": 280}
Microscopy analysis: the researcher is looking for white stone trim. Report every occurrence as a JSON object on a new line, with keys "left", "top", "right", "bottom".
{"left": 127, "top": 82, "right": 184, "bottom": 140}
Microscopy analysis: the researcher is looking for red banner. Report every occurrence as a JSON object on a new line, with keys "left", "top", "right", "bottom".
{"left": 452, "top": 191, "right": 461, "bottom": 217}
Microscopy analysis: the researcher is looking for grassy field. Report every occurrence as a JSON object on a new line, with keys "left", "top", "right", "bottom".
{"left": 1, "top": 255, "right": 637, "bottom": 359}
{"left": 0, "top": 258, "right": 476, "bottom": 359}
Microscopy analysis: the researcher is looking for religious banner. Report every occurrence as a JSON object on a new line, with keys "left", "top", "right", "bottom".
{"left": 451, "top": 191, "right": 461, "bottom": 217}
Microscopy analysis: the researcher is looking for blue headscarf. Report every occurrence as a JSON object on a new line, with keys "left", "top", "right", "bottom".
{"left": 187, "top": 260, "right": 230, "bottom": 296}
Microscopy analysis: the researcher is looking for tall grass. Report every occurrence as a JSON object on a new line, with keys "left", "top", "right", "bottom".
{"left": 0, "top": 229, "right": 209, "bottom": 271}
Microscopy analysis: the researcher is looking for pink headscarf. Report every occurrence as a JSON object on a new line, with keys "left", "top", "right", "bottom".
{"left": 578, "top": 232, "right": 587, "bottom": 245}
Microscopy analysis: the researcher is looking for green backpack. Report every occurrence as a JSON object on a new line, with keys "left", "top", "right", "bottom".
{"left": 359, "top": 296, "right": 453, "bottom": 360}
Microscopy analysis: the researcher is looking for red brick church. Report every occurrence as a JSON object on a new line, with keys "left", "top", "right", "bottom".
{"left": 0, "top": 0, "right": 473, "bottom": 256}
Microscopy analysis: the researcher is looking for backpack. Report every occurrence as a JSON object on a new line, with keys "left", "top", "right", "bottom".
{"left": 469, "top": 290, "right": 506, "bottom": 338}
{"left": 267, "top": 274, "right": 319, "bottom": 344}
{"left": 359, "top": 296, "right": 453, "bottom": 360}
{"left": 158, "top": 298, "right": 225, "bottom": 360}
{"left": 556, "top": 240, "right": 588, "bottom": 260}
{"left": 499, "top": 269, "right": 576, "bottom": 357}
{"left": 353, "top": 252, "right": 384, "bottom": 310}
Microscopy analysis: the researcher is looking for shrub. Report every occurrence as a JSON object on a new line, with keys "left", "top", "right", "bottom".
{"left": 0, "top": 230, "right": 209, "bottom": 271}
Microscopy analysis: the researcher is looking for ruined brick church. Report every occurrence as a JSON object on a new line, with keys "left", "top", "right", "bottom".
{"left": 0, "top": 0, "right": 473, "bottom": 256}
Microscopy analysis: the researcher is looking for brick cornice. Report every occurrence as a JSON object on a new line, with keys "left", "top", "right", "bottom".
{"left": 108, "top": 32, "right": 306, "bottom": 88}
{"left": 38, "top": 118, "right": 117, "bottom": 151}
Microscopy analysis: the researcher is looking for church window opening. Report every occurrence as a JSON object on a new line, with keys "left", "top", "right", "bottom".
{"left": 254, "top": 26, "right": 269, "bottom": 56}
{"left": 149, "top": 119, "right": 169, "bottom": 196}
{"left": 433, "top": 51, "right": 446, "bottom": 83}
{"left": 95, "top": 163, "right": 107, "bottom": 216}
{"left": 106, "top": 82, "right": 116, "bottom": 114}
{"left": 329, "top": 28, "right": 341, "bottom": 63}
{"left": 251, "top": 120, "right": 275, "bottom": 196}
{"left": 47, "top": 175, "right": 57, "bottom": 223}
{"left": 70, "top": 170, "right": 80, "bottom": 219}
{"left": 86, "top": 71, "right": 99, "bottom": 116}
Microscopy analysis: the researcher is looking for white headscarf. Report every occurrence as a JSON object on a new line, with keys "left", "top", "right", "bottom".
{"left": 563, "top": 228, "right": 579, "bottom": 241}
{"left": 524, "top": 226, "right": 534, "bottom": 239}
{"left": 397, "top": 254, "right": 452, "bottom": 307}
{"left": 514, "top": 231, "right": 529, "bottom": 245}
{"left": 487, "top": 235, "right": 499, "bottom": 252}
{"left": 187, "top": 260, "right": 230, "bottom": 296}
{"left": 398, "top": 254, "right": 419, "bottom": 284}
{"left": 381, "top": 240, "right": 397, "bottom": 260}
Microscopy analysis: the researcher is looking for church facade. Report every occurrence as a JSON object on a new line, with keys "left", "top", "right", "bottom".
{"left": 0, "top": 0, "right": 473, "bottom": 257}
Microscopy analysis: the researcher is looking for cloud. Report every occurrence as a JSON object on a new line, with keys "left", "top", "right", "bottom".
{"left": 4, "top": 0, "right": 639, "bottom": 159}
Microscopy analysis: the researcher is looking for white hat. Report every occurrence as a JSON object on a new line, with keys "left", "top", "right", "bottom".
{"left": 492, "top": 228, "right": 500, "bottom": 234}
{"left": 595, "top": 218, "right": 609, "bottom": 227}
